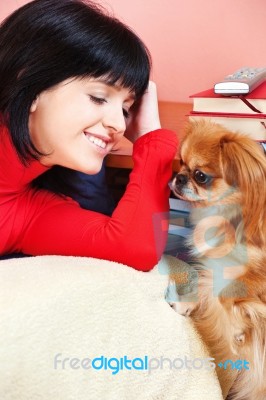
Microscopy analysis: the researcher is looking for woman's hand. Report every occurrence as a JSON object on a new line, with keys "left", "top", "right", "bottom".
{"left": 124, "top": 81, "right": 161, "bottom": 143}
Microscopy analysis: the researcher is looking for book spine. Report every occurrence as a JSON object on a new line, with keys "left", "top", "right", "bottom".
{"left": 189, "top": 111, "right": 266, "bottom": 119}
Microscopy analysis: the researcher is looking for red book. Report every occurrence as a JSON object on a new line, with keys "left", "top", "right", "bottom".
{"left": 190, "top": 81, "right": 266, "bottom": 114}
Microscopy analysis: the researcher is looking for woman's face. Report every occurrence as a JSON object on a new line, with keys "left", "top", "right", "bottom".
{"left": 29, "top": 77, "right": 134, "bottom": 174}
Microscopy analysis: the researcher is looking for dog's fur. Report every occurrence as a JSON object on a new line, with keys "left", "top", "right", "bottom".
{"left": 170, "top": 120, "right": 266, "bottom": 399}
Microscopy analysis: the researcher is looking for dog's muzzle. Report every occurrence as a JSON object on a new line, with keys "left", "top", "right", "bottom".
{"left": 170, "top": 173, "right": 189, "bottom": 197}
{"left": 175, "top": 173, "right": 188, "bottom": 187}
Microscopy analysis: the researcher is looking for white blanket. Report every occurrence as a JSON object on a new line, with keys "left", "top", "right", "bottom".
{"left": 0, "top": 255, "right": 223, "bottom": 400}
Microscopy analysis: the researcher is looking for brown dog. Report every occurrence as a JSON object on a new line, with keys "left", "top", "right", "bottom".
{"left": 170, "top": 120, "right": 266, "bottom": 400}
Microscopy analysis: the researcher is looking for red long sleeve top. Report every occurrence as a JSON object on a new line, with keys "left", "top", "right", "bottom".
{"left": 0, "top": 126, "right": 178, "bottom": 270}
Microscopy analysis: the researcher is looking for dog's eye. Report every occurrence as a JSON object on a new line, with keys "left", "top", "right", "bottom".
{"left": 193, "top": 170, "right": 211, "bottom": 184}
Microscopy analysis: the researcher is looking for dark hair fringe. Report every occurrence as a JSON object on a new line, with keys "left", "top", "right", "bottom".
{"left": 0, "top": 0, "right": 151, "bottom": 164}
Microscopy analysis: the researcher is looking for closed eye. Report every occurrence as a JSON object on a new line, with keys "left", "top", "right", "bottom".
{"left": 89, "top": 95, "right": 107, "bottom": 105}
{"left": 123, "top": 109, "right": 130, "bottom": 119}
{"left": 89, "top": 95, "right": 130, "bottom": 119}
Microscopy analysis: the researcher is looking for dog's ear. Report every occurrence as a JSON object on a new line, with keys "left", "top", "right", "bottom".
{"left": 183, "top": 119, "right": 207, "bottom": 138}
{"left": 180, "top": 121, "right": 194, "bottom": 144}
{"left": 220, "top": 133, "right": 266, "bottom": 246}
{"left": 179, "top": 121, "right": 197, "bottom": 158}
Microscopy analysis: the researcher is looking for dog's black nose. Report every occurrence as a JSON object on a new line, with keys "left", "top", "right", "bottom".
{"left": 176, "top": 173, "right": 188, "bottom": 186}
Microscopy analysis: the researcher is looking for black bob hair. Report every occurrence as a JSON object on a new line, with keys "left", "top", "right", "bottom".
{"left": 0, "top": 0, "right": 151, "bottom": 163}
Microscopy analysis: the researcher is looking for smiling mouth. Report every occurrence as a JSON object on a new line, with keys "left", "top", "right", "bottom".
{"left": 84, "top": 132, "right": 109, "bottom": 149}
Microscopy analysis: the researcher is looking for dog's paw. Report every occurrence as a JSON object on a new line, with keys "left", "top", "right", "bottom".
{"left": 170, "top": 301, "right": 196, "bottom": 317}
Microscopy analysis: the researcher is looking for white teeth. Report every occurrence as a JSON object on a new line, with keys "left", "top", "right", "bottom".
{"left": 86, "top": 134, "right": 107, "bottom": 149}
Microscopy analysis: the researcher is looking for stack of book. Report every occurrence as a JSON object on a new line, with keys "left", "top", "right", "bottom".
{"left": 188, "top": 81, "right": 266, "bottom": 145}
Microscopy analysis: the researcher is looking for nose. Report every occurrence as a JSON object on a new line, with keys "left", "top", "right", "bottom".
{"left": 175, "top": 173, "right": 188, "bottom": 187}
{"left": 103, "top": 108, "right": 126, "bottom": 136}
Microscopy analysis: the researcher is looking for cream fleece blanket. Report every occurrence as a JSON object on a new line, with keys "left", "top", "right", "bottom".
{"left": 0, "top": 255, "right": 223, "bottom": 400}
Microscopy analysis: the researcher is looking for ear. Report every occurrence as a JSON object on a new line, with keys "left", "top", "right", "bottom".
{"left": 220, "top": 133, "right": 266, "bottom": 246}
{"left": 183, "top": 119, "right": 201, "bottom": 139}
{"left": 180, "top": 120, "right": 200, "bottom": 151}
{"left": 183, "top": 119, "right": 212, "bottom": 138}
{"left": 30, "top": 96, "right": 39, "bottom": 113}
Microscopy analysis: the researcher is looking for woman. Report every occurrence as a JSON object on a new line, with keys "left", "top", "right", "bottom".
{"left": 0, "top": 0, "right": 178, "bottom": 270}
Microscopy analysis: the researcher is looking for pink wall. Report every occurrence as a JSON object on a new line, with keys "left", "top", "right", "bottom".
{"left": 1, "top": 0, "right": 265, "bottom": 102}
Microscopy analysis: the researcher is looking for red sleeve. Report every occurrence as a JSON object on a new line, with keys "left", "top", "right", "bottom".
{"left": 19, "top": 129, "right": 178, "bottom": 271}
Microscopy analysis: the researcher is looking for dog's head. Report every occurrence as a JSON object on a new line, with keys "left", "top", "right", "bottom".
{"left": 172, "top": 120, "right": 266, "bottom": 245}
